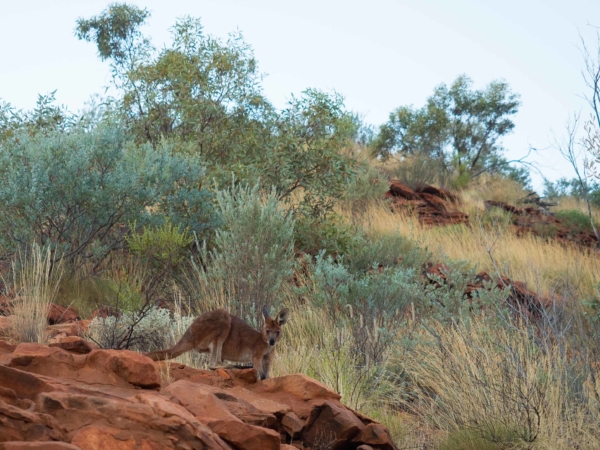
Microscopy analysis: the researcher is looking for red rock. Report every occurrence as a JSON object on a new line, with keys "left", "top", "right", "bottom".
{"left": 165, "top": 380, "right": 242, "bottom": 423}
{"left": 167, "top": 380, "right": 278, "bottom": 428}
{"left": 0, "top": 340, "right": 387, "bottom": 449}
{"left": 423, "top": 262, "right": 449, "bottom": 278}
{"left": 385, "top": 182, "right": 469, "bottom": 227}
{"left": 165, "top": 380, "right": 282, "bottom": 449}
{"left": 0, "top": 318, "right": 12, "bottom": 339}
{"left": 85, "top": 349, "right": 160, "bottom": 389}
{"left": 485, "top": 200, "right": 523, "bottom": 215}
{"left": 45, "top": 321, "right": 89, "bottom": 341}
{"left": 419, "top": 192, "right": 449, "bottom": 212}
{"left": 40, "top": 391, "right": 228, "bottom": 449}
{"left": 303, "top": 401, "right": 365, "bottom": 447}
{"left": 0, "top": 397, "right": 65, "bottom": 443}
{"left": 47, "top": 304, "right": 80, "bottom": 325}
{"left": 209, "top": 420, "right": 281, "bottom": 450}
{"left": 352, "top": 423, "right": 396, "bottom": 450}
{"left": 416, "top": 185, "right": 458, "bottom": 202}
{"left": 2, "top": 344, "right": 159, "bottom": 389}
{"left": 216, "top": 368, "right": 231, "bottom": 380}
{"left": 387, "top": 180, "right": 418, "bottom": 200}
{"left": 260, "top": 374, "right": 341, "bottom": 402}
{"left": 282, "top": 411, "right": 304, "bottom": 438}
{"left": 48, "top": 337, "right": 98, "bottom": 354}
{"left": 0, "top": 443, "right": 79, "bottom": 450}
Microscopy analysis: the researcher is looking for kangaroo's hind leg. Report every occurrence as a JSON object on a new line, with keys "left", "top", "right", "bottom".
{"left": 207, "top": 314, "right": 231, "bottom": 369}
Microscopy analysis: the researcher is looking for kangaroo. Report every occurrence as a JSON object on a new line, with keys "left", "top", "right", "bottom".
{"left": 145, "top": 306, "right": 289, "bottom": 380}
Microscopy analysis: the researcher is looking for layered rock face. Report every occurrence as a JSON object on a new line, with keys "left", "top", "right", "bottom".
{"left": 424, "top": 263, "right": 548, "bottom": 320}
{"left": 0, "top": 339, "right": 396, "bottom": 450}
{"left": 486, "top": 200, "right": 599, "bottom": 248}
{"left": 384, "top": 180, "right": 469, "bottom": 227}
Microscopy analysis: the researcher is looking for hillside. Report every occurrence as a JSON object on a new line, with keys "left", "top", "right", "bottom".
{"left": 3, "top": 3, "right": 600, "bottom": 449}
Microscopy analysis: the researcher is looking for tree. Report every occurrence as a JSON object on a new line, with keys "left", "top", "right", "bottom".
{"left": 372, "top": 75, "right": 522, "bottom": 182}
{"left": 76, "top": 3, "right": 357, "bottom": 218}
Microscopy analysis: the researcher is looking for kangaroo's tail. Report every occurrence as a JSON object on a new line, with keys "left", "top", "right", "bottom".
{"left": 145, "top": 339, "right": 195, "bottom": 361}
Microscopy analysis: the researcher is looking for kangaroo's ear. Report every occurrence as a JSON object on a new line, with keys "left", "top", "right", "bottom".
{"left": 277, "top": 308, "right": 290, "bottom": 326}
{"left": 262, "top": 305, "right": 271, "bottom": 319}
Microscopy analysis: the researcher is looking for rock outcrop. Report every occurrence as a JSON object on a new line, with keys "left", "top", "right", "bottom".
{"left": 0, "top": 339, "right": 397, "bottom": 450}
{"left": 486, "top": 200, "right": 599, "bottom": 249}
{"left": 424, "top": 262, "right": 548, "bottom": 319}
{"left": 384, "top": 181, "right": 469, "bottom": 226}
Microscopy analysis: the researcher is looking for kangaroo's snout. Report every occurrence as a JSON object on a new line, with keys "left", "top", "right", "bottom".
{"left": 269, "top": 339, "right": 276, "bottom": 346}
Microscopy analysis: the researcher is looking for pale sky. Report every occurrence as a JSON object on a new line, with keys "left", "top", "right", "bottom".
{"left": 3, "top": 0, "right": 600, "bottom": 190}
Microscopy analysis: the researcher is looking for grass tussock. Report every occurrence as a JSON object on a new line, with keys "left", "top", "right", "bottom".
{"left": 9, "top": 245, "right": 63, "bottom": 343}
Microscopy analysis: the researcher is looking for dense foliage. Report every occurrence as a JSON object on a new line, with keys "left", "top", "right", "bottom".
{"left": 371, "top": 75, "right": 528, "bottom": 186}
{"left": 0, "top": 121, "right": 216, "bottom": 266}
{"left": 75, "top": 4, "right": 358, "bottom": 219}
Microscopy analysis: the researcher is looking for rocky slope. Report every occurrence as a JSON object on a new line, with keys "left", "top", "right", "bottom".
{"left": 486, "top": 200, "right": 599, "bottom": 248}
{"left": 384, "top": 180, "right": 469, "bottom": 226}
{"left": 0, "top": 330, "right": 396, "bottom": 450}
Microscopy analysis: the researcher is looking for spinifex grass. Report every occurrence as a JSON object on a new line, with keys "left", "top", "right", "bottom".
{"left": 10, "top": 245, "right": 63, "bottom": 343}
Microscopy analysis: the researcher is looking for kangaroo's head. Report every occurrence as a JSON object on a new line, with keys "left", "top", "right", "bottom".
{"left": 262, "top": 305, "right": 290, "bottom": 346}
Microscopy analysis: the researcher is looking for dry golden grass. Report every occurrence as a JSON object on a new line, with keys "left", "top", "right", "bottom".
{"left": 397, "top": 317, "right": 600, "bottom": 449}
{"left": 9, "top": 245, "right": 63, "bottom": 343}
{"left": 349, "top": 200, "right": 600, "bottom": 300}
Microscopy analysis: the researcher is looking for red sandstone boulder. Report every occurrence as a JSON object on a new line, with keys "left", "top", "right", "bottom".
{"left": 303, "top": 401, "right": 365, "bottom": 447}
{"left": 48, "top": 337, "right": 98, "bottom": 354}
{"left": 0, "top": 343, "right": 160, "bottom": 389}
{"left": 388, "top": 180, "right": 419, "bottom": 200}
{"left": 209, "top": 420, "right": 281, "bottom": 450}
{"left": 0, "top": 340, "right": 397, "bottom": 449}
{"left": 352, "top": 423, "right": 397, "bottom": 450}
{"left": 47, "top": 304, "right": 80, "bottom": 325}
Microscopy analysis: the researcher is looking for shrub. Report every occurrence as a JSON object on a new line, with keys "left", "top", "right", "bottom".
{"left": 308, "top": 253, "right": 417, "bottom": 366}
{"left": 189, "top": 183, "right": 294, "bottom": 320}
{"left": 126, "top": 219, "right": 193, "bottom": 275}
{"left": 86, "top": 305, "right": 195, "bottom": 352}
{"left": 337, "top": 153, "right": 389, "bottom": 218}
{"left": 554, "top": 209, "right": 598, "bottom": 234}
{"left": 389, "top": 155, "right": 451, "bottom": 190}
{"left": 343, "top": 231, "right": 431, "bottom": 274}
{"left": 0, "top": 121, "right": 217, "bottom": 267}
{"left": 294, "top": 212, "right": 355, "bottom": 256}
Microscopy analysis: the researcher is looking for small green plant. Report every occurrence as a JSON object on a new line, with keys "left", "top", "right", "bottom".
{"left": 126, "top": 219, "right": 193, "bottom": 269}
{"left": 531, "top": 222, "right": 559, "bottom": 239}
{"left": 344, "top": 231, "right": 431, "bottom": 274}
{"left": 554, "top": 209, "right": 598, "bottom": 234}
{"left": 294, "top": 213, "right": 355, "bottom": 256}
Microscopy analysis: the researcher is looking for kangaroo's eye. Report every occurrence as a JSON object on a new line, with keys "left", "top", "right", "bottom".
{"left": 275, "top": 331, "right": 280, "bottom": 335}
{"left": 266, "top": 330, "right": 270, "bottom": 333}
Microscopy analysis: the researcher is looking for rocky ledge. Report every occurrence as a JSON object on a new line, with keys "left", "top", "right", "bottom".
{"left": 0, "top": 339, "right": 396, "bottom": 450}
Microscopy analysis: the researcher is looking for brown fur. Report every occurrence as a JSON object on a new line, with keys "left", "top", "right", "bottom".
{"left": 145, "top": 306, "right": 289, "bottom": 380}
